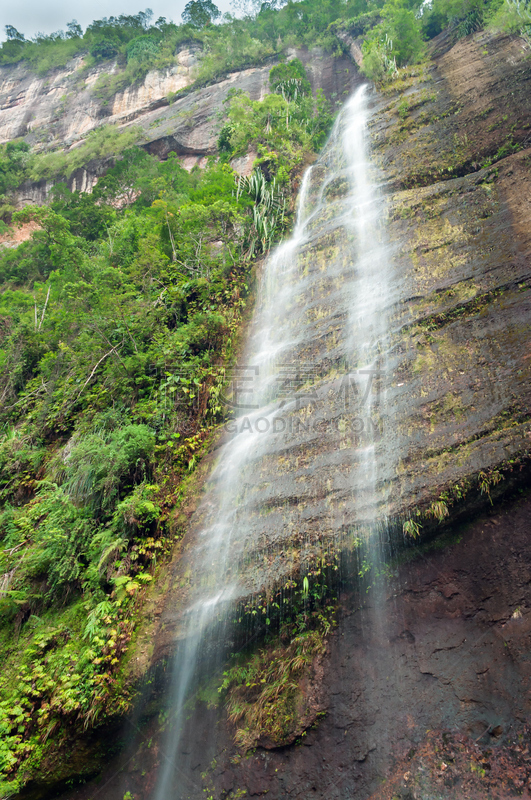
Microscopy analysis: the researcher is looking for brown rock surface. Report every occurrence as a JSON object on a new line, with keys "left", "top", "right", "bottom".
{"left": 127, "top": 30, "right": 531, "bottom": 715}
{"left": 146, "top": 33, "right": 531, "bottom": 636}
{"left": 10, "top": 29, "right": 531, "bottom": 800}
{"left": 58, "top": 490, "right": 531, "bottom": 800}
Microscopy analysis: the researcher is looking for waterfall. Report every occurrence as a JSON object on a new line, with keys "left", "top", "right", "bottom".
{"left": 153, "top": 83, "right": 394, "bottom": 798}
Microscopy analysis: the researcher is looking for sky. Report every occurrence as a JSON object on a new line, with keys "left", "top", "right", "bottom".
{"left": 0, "top": 0, "right": 236, "bottom": 42}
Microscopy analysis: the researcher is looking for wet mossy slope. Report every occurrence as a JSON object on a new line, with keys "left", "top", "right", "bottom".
{"left": 9, "top": 28, "right": 531, "bottom": 800}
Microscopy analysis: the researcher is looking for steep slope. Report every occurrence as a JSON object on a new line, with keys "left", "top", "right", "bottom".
{"left": 148, "top": 28, "right": 531, "bottom": 662}
{"left": 0, "top": 45, "right": 356, "bottom": 210}
{"left": 2, "top": 26, "right": 531, "bottom": 800}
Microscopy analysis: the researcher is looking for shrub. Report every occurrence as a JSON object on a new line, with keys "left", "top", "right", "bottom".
{"left": 489, "top": 0, "right": 531, "bottom": 41}
{"left": 126, "top": 35, "right": 160, "bottom": 63}
{"left": 61, "top": 424, "right": 156, "bottom": 512}
{"left": 269, "top": 58, "right": 312, "bottom": 100}
{"left": 29, "top": 125, "right": 142, "bottom": 182}
{"left": 90, "top": 37, "right": 120, "bottom": 60}
{"left": 360, "top": 36, "right": 398, "bottom": 81}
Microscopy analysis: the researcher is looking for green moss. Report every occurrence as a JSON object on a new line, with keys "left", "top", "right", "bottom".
{"left": 218, "top": 609, "right": 333, "bottom": 751}
{"left": 401, "top": 449, "right": 531, "bottom": 541}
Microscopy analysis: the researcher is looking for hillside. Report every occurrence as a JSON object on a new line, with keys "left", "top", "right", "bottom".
{"left": 0, "top": 0, "right": 530, "bottom": 797}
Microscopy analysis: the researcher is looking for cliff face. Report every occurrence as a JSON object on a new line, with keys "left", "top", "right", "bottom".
{"left": 110, "top": 30, "right": 530, "bottom": 800}
{"left": 0, "top": 45, "right": 356, "bottom": 210}
{"left": 7, "top": 28, "right": 531, "bottom": 800}
{"left": 150, "top": 29, "right": 531, "bottom": 661}
{"left": 0, "top": 46, "right": 354, "bottom": 150}
{"left": 379, "top": 30, "right": 531, "bottom": 515}
{"left": 66, "top": 492, "right": 531, "bottom": 800}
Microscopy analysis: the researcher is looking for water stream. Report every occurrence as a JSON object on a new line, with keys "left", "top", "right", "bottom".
{"left": 153, "top": 83, "right": 395, "bottom": 799}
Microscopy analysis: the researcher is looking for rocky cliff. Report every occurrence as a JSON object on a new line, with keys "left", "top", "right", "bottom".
{"left": 148, "top": 27, "right": 531, "bottom": 661}
{"left": 6, "top": 27, "right": 531, "bottom": 800}
{"left": 0, "top": 44, "right": 356, "bottom": 212}
{"left": 64, "top": 492, "right": 531, "bottom": 800}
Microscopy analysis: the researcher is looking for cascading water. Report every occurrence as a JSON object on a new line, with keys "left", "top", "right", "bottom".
{"left": 153, "top": 83, "right": 396, "bottom": 799}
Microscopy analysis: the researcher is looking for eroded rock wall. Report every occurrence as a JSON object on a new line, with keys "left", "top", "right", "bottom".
{"left": 0, "top": 48, "right": 199, "bottom": 147}
{"left": 144, "top": 29, "right": 531, "bottom": 798}
{"left": 59, "top": 490, "right": 531, "bottom": 800}
{"left": 151, "top": 30, "right": 531, "bottom": 633}
{"left": 14, "top": 29, "right": 531, "bottom": 800}
{"left": 0, "top": 46, "right": 357, "bottom": 195}
{"left": 379, "top": 30, "right": 531, "bottom": 514}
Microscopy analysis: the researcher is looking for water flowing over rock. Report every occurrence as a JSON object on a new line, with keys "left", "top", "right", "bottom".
{"left": 19, "top": 29, "right": 531, "bottom": 800}
{"left": 152, "top": 83, "right": 394, "bottom": 797}
{"left": 137, "top": 32, "right": 531, "bottom": 800}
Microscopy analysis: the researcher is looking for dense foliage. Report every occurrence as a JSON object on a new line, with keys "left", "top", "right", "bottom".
{"left": 0, "top": 0, "right": 527, "bottom": 790}
{"left": 0, "top": 57, "right": 334, "bottom": 792}
{"left": 0, "top": 142, "right": 30, "bottom": 230}
{"left": 0, "top": 155, "right": 245, "bottom": 793}
{"left": 1, "top": 0, "right": 525, "bottom": 87}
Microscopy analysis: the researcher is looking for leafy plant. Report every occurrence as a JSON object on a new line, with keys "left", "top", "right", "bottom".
{"left": 28, "top": 125, "right": 142, "bottom": 183}
{"left": 478, "top": 469, "right": 502, "bottom": 504}
{"left": 426, "top": 499, "right": 449, "bottom": 522}
{"left": 403, "top": 518, "right": 422, "bottom": 538}
{"left": 219, "top": 618, "right": 331, "bottom": 751}
{"left": 182, "top": 0, "right": 221, "bottom": 28}
{"left": 489, "top": 0, "right": 531, "bottom": 43}
{"left": 269, "top": 58, "right": 312, "bottom": 100}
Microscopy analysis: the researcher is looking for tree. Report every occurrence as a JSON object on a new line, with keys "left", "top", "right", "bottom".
{"left": 4, "top": 25, "right": 25, "bottom": 41}
{"left": 66, "top": 20, "right": 83, "bottom": 38}
{"left": 90, "top": 36, "right": 120, "bottom": 61}
{"left": 126, "top": 35, "right": 160, "bottom": 63}
{"left": 269, "top": 58, "right": 311, "bottom": 101}
{"left": 385, "top": 4, "right": 425, "bottom": 64}
{"left": 230, "top": 0, "right": 282, "bottom": 16}
{"left": 182, "top": 0, "right": 221, "bottom": 27}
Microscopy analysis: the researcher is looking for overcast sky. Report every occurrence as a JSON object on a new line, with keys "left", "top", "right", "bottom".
{"left": 0, "top": 0, "right": 235, "bottom": 42}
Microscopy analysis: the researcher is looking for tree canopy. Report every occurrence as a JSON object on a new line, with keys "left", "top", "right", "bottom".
{"left": 182, "top": 0, "right": 221, "bottom": 27}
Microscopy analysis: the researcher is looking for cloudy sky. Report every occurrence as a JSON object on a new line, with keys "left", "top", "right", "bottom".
{"left": 0, "top": 0, "right": 236, "bottom": 42}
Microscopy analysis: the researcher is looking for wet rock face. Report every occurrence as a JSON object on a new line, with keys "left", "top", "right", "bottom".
{"left": 60, "top": 492, "right": 531, "bottom": 800}
{"left": 153, "top": 32, "right": 531, "bottom": 630}
{"left": 378, "top": 31, "right": 531, "bottom": 516}
{"left": 203, "top": 492, "right": 531, "bottom": 799}
{"left": 16, "top": 31, "right": 531, "bottom": 799}
{"left": 229, "top": 29, "right": 531, "bottom": 561}
{"left": 371, "top": 32, "right": 531, "bottom": 189}
{"left": 146, "top": 27, "right": 531, "bottom": 686}
{"left": 139, "top": 28, "right": 531, "bottom": 798}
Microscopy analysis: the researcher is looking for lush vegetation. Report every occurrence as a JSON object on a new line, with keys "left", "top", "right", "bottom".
{"left": 0, "top": 142, "right": 30, "bottom": 230}
{"left": 219, "top": 622, "right": 330, "bottom": 750}
{"left": 1, "top": 0, "right": 526, "bottom": 91}
{"left": 0, "top": 0, "right": 528, "bottom": 791}
{"left": 0, "top": 56, "right": 337, "bottom": 793}
{"left": 217, "top": 571, "right": 337, "bottom": 752}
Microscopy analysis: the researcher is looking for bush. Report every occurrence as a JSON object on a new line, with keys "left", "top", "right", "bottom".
{"left": 90, "top": 37, "right": 120, "bottom": 60}
{"left": 361, "top": 0, "right": 425, "bottom": 78}
{"left": 387, "top": 6, "right": 426, "bottom": 64}
{"left": 360, "top": 36, "right": 398, "bottom": 81}
{"left": 489, "top": 0, "right": 531, "bottom": 39}
{"left": 269, "top": 58, "right": 312, "bottom": 100}
{"left": 62, "top": 424, "right": 156, "bottom": 512}
{"left": 29, "top": 125, "right": 142, "bottom": 182}
{"left": 126, "top": 35, "right": 160, "bottom": 63}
